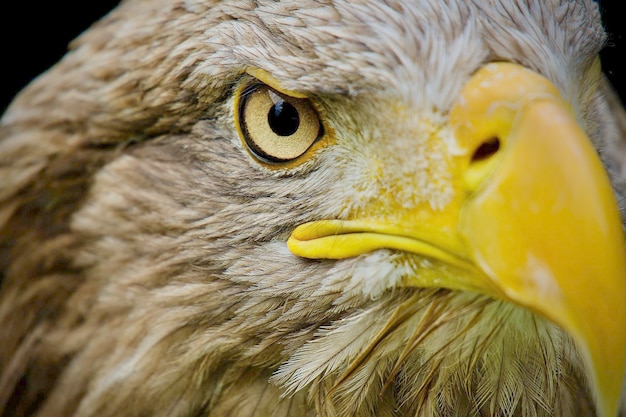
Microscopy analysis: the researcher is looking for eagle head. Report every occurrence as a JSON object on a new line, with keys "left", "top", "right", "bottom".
{"left": 0, "top": 1, "right": 625, "bottom": 417}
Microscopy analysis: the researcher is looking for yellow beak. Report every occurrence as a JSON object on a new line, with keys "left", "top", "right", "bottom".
{"left": 287, "top": 62, "right": 626, "bottom": 417}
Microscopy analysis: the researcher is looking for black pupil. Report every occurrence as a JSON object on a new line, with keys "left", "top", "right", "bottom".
{"left": 268, "top": 99, "right": 300, "bottom": 136}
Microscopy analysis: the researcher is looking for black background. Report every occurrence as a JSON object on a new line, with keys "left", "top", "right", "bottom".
{"left": 1, "top": 1, "right": 624, "bottom": 113}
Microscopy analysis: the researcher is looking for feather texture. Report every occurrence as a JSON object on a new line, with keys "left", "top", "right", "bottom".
{"left": 0, "top": 1, "right": 624, "bottom": 416}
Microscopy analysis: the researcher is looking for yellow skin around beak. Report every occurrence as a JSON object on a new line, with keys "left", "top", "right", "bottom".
{"left": 288, "top": 63, "right": 626, "bottom": 417}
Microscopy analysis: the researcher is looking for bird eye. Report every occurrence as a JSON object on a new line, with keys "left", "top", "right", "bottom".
{"left": 237, "top": 84, "right": 322, "bottom": 163}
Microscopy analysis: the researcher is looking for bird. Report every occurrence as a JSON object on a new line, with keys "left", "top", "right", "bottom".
{"left": 0, "top": 0, "right": 625, "bottom": 416}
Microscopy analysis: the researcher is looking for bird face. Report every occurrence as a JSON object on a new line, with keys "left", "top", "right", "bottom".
{"left": 0, "top": 1, "right": 624, "bottom": 417}
{"left": 284, "top": 61, "right": 626, "bottom": 417}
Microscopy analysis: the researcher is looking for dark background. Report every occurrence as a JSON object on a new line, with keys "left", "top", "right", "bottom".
{"left": 0, "top": 1, "right": 624, "bottom": 113}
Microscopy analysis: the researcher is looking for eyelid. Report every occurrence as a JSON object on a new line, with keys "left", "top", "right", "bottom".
{"left": 245, "top": 68, "right": 308, "bottom": 98}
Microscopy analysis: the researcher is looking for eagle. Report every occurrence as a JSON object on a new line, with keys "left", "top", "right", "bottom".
{"left": 0, "top": 1, "right": 625, "bottom": 416}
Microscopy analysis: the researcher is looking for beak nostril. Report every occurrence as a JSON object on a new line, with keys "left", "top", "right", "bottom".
{"left": 471, "top": 137, "right": 501, "bottom": 162}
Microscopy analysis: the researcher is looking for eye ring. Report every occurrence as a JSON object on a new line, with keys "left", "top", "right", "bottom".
{"left": 236, "top": 83, "right": 323, "bottom": 164}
